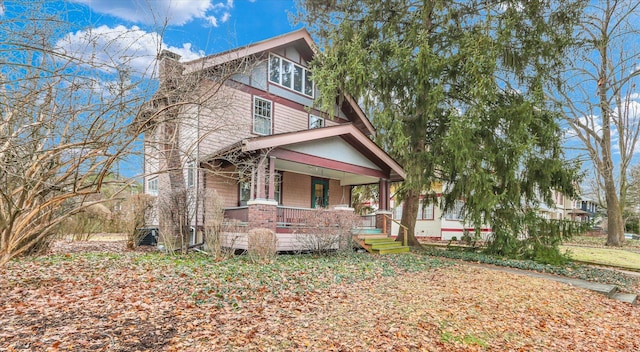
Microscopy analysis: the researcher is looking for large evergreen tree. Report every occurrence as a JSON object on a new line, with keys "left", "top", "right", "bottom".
{"left": 299, "top": 0, "right": 585, "bottom": 255}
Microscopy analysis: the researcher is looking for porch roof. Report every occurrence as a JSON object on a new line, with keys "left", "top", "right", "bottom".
{"left": 241, "top": 124, "right": 405, "bottom": 182}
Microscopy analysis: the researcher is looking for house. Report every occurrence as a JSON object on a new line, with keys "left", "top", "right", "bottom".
{"left": 390, "top": 183, "right": 492, "bottom": 241}
{"left": 390, "top": 184, "right": 594, "bottom": 241}
{"left": 565, "top": 197, "right": 598, "bottom": 223}
{"left": 142, "top": 29, "right": 405, "bottom": 251}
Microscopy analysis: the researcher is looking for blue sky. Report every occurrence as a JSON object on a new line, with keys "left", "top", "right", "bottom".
{"left": 2, "top": 0, "right": 301, "bottom": 178}
{"left": 60, "top": 0, "right": 302, "bottom": 70}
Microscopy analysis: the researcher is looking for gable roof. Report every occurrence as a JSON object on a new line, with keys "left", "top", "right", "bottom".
{"left": 241, "top": 124, "right": 405, "bottom": 181}
{"left": 182, "top": 28, "right": 316, "bottom": 75}
{"left": 176, "top": 28, "right": 376, "bottom": 136}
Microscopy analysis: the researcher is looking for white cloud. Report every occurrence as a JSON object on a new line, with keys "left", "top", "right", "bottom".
{"left": 55, "top": 25, "right": 204, "bottom": 76}
{"left": 71, "top": 0, "right": 234, "bottom": 27}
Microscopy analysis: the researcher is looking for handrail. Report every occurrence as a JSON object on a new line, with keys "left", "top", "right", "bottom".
{"left": 382, "top": 214, "right": 409, "bottom": 247}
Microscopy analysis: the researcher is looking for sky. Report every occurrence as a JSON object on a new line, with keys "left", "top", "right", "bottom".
{"left": 60, "top": 0, "right": 302, "bottom": 74}
{"left": 1, "top": 0, "right": 301, "bottom": 178}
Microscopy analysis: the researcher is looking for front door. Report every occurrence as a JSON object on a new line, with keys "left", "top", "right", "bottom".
{"left": 311, "top": 178, "right": 329, "bottom": 208}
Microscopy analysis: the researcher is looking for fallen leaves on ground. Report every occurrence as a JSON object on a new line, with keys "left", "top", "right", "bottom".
{"left": 1, "top": 241, "right": 638, "bottom": 351}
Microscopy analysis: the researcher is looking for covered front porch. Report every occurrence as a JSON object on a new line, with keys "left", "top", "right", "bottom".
{"left": 202, "top": 124, "right": 405, "bottom": 251}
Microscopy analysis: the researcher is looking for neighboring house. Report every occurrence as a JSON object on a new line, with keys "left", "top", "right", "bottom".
{"left": 565, "top": 197, "right": 598, "bottom": 223}
{"left": 142, "top": 29, "right": 405, "bottom": 250}
{"left": 391, "top": 185, "right": 595, "bottom": 241}
{"left": 390, "top": 182, "right": 492, "bottom": 241}
{"left": 537, "top": 190, "right": 567, "bottom": 220}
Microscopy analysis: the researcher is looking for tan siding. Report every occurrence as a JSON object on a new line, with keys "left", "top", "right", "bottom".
{"left": 328, "top": 180, "right": 350, "bottom": 207}
{"left": 205, "top": 166, "right": 240, "bottom": 208}
{"left": 324, "top": 118, "right": 340, "bottom": 127}
{"left": 274, "top": 102, "right": 309, "bottom": 134}
{"left": 197, "top": 83, "right": 253, "bottom": 158}
{"left": 282, "top": 172, "right": 311, "bottom": 208}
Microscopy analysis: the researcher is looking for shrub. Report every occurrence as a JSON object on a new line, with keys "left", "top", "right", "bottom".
{"left": 294, "top": 208, "right": 360, "bottom": 255}
{"left": 247, "top": 228, "right": 278, "bottom": 263}
{"left": 122, "top": 194, "right": 155, "bottom": 249}
{"left": 203, "top": 189, "right": 227, "bottom": 257}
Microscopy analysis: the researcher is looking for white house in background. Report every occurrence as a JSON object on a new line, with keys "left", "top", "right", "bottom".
{"left": 391, "top": 184, "right": 596, "bottom": 241}
{"left": 390, "top": 182, "right": 492, "bottom": 241}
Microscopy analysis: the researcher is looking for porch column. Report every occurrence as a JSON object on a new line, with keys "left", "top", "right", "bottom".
{"left": 377, "top": 179, "right": 392, "bottom": 234}
{"left": 378, "top": 179, "right": 391, "bottom": 211}
{"left": 268, "top": 156, "right": 276, "bottom": 200}
{"left": 255, "top": 155, "right": 266, "bottom": 200}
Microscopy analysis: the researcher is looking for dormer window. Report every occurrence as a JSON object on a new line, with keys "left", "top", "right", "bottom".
{"left": 269, "top": 54, "right": 314, "bottom": 98}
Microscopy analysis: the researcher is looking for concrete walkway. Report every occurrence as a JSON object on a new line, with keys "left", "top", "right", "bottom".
{"left": 465, "top": 262, "right": 638, "bottom": 305}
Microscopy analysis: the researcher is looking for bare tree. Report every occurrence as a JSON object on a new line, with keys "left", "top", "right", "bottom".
{"left": 141, "top": 48, "right": 256, "bottom": 252}
{"left": 556, "top": 0, "right": 640, "bottom": 246}
{"left": 0, "top": 2, "right": 157, "bottom": 265}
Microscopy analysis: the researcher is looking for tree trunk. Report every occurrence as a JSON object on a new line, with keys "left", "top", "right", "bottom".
{"left": 161, "top": 117, "right": 191, "bottom": 252}
{"left": 397, "top": 188, "right": 421, "bottom": 247}
{"left": 605, "top": 178, "right": 624, "bottom": 246}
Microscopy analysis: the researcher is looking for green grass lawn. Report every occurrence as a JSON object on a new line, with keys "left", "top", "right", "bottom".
{"left": 560, "top": 245, "right": 640, "bottom": 271}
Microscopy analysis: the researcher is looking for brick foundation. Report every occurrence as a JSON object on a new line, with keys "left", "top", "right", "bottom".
{"left": 247, "top": 200, "right": 278, "bottom": 232}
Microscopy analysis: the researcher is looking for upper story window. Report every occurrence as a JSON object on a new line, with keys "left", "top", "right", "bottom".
{"left": 309, "top": 115, "right": 325, "bottom": 129}
{"left": 269, "top": 54, "right": 314, "bottom": 97}
{"left": 147, "top": 177, "right": 158, "bottom": 196}
{"left": 253, "top": 97, "right": 272, "bottom": 135}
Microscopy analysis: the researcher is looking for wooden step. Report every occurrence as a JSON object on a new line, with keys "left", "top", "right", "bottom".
{"left": 371, "top": 242, "right": 404, "bottom": 250}
{"left": 357, "top": 234, "right": 389, "bottom": 240}
{"left": 376, "top": 246, "right": 411, "bottom": 254}
{"left": 364, "top": 238, "right": 396, "bottom": 244}
{"left": 354, "top": 228, "right": 384, "bottom": 235}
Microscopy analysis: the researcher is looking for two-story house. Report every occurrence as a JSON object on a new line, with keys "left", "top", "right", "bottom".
{"left": 143, "top": 29, "right": 405, "bottom": 250}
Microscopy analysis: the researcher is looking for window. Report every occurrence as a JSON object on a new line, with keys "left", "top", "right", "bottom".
{"left": 239, "top": 181, "right": 251, "bottom": 206}
{"left": 444, "top": 200, "right": 465, "bottom": 220}
{"left": 147, "top": 177, "right": 158, "bottom": 196}
{"left": 309, "top": 115, "right": 325, "bottom": 129}
{"left": 268, "top": 54, "right": 314, "bottom": 97}
{"left": 393, "top": 205, "right": 403, "bottom": 220}
{"left": 273, "top": 172, "right": 282, "bottom": 204}
{"left": 187, "top": 161, "right": 195, "bottom": 188}
{"left": 418, "top": 200, "right": 434, "bottom": 220}
{"left": 253, "top": 97, "right": 272, "bottom": 135}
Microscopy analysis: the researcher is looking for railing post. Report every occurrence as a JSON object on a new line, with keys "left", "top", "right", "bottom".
{"left": 383, "top": 215, "right": 387, "bottom": 234}
{"left": 403, "top": 227, "right": 407, "bottom": 247}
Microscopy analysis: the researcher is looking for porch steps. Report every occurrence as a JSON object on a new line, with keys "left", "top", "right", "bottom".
{"left": 353, "top": 232, "right": 411, "bottom": 254}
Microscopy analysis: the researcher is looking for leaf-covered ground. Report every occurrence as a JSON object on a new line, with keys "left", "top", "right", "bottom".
{"left": 1, "top": 241, "right": 639, "bottom": 351}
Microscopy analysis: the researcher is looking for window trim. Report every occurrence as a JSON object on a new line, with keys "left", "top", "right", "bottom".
{"left": 268, "top": 53, "right": 314, "bottom": 98}
{"left": 253, "top": 96, "right": 272, "bottom": 135}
